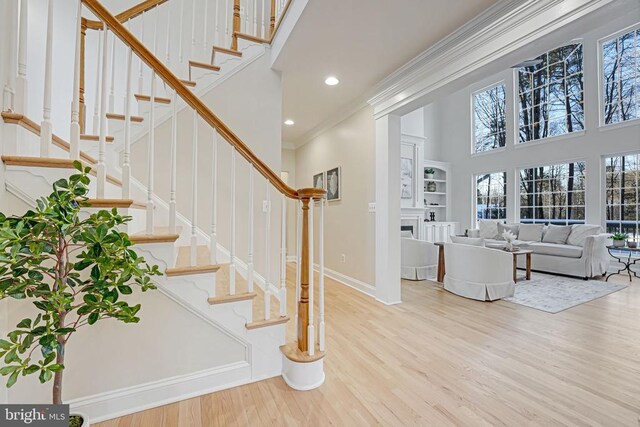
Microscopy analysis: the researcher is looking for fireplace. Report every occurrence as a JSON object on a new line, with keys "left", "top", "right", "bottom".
{"left": 401, "top": 225, "right": 414, "bottom": 236}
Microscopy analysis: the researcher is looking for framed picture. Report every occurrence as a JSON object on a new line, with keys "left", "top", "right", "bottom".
{"left": 401, "top": 157, "right": 413, "bottom": 199}
{"left": 313, "top": 172, "right": 325, "bottom": 190}
{"left": 326, "top": 167, "right": 341, "bottom": 201}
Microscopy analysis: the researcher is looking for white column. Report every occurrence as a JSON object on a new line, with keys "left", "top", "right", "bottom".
{"left": 97, "top": 28, "right": 109, "bottom": 198}
{"left": 40, "top": 0, "right": 54, "bottom": 157}
{"left": 169, "top": 90, "right": 178, "bottom": 232}
{"left": 92, "top": 30, "right": 102, "bottom": 135}
{"left": 295, "top": 199, "right": 301, "bottom": 336}
{"left": 264, "top": 184, "right": 271, "bottom": 320}
{"left": 210, "top": 129, "right": 218, "bottom": 264}
{"left": 122, "top": 45, "right": 133, "bottom": 198}
{"left": 69, "top": 0, "right": 82, "bottom": 160}
{"left": 190, "top": 111, "right": 198, "bottom": 266}
{"left": 145, "top": 71, "right": 157, "bottom": 233}
{"left": 307, "top": 198, "right": 315, "bottom": 356}
{"left": 15, "top": 0, "right": 28, "bottom": 114}
{"left": 279, "top": 193, "right": 287, "bottom": 317}
{"left": 318, "top": 196, "right": 325, "bottom": 351}
{"left": 375, "top": 114, "right": 402, "bottom": 304}
{"left": 229, "top": 147, "right": 236, "bottom": 295}
{"left": 247, "top": 164, "right": 255, "bottom": 293}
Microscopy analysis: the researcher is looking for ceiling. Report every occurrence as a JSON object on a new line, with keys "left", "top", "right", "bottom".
{"left": 273, "top": 0, "right": 499, "bottom": 144}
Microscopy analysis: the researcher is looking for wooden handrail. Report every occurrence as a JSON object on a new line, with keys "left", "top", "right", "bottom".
{"left": 84, "top": 0, "right": 170, "bottom": 30}
{"left": 82, "top": 0, "right": 324, "bottom": 201}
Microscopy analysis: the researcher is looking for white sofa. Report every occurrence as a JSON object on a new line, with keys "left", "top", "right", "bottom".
{"left": 469, "top": 221, "right": 610, "bottom": 279}
{"left": 401, "top": 231, "right": 438, "bottom": 280}
{"left": 443, "top": 243, "right": 515, "bottom": 301}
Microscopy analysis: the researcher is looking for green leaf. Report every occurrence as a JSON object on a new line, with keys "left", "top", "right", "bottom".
{"left": 118, "top": 285, "right": 132, "bottom": 295}
{"left": 0, "top": 339, "right": 11, "bottom": 350}
{"left": 16, "top": 318, "right": 31, "bottom": 329}
{"left": 23, "top": 365, "right": 40, "bottom": 374}
{"left": 38, "top": 369, "right": 52, "bottom": 383}
{"left": 0, "top": 365, "right": 19, "bottom": 376}
{"left": 48, "top": 364, "right": 64, "bottom": 372}
{"left": 88, "top": 313, "right": 99, "bottom": 325}
{"left": 72, "top": 160, "right": 83, "bottom": 171}
{"left": 4, "top": 349, "right": 19, "bottom": 364}
{"left": 7, "top": 370, "right": 19, "bottom": 388}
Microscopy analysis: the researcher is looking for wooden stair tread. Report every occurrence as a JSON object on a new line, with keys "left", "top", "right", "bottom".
{"left": 1, "top": 156, "right": 122, "bottom": 187}
{"left": 280, "top": 342, "right": 325, "bottom": 363}
{"left": 84, "top": 198, "right": 146, "bottom": 209}
{"left": 80, "top": 134, "right": 114, "bottom": 142}
{"left": 212, "top": 46, "right": 242, "bottom": 57}
{"left": 134, "top": 94, "right": 171, "bottom": 104}
{"left": 106, "top": 113, "right": 144, "bottom": 123}
{"left": 234, "top": 32, "right": 270, "bottom": 44}
{"left": 129, "top": 233, "right": 180, "bottom": 244}
{"left": 208, "top": 292, "right": 256, "bottom": 305}
{"left": 166, "top": 264, "right": 221, "bottom": 277}
{"left": 189, "top": 60, "right": 221, "bottom": 72}
{"left": 180, "top": 79, "right": 196, "bottom": 87}
{"left": 246, "top": 316, "right": 289, "bottom": 330}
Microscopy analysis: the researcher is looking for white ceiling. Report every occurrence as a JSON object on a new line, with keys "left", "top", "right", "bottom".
{"left": 273, "top": 0, "right": 499, "bottom": 144}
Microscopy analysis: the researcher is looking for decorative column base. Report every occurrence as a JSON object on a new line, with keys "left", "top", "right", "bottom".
{"left": 280, "top": 342, "right": 325, "bottom": 391}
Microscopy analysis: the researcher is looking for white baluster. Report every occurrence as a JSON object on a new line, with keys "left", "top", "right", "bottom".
{"left": 15, "top": 0, "right": 28, "bottom": 114}
{"left": 145, "top": 71, "right": 156, "bottom": 233}
{"left": 210, "top": 129, "right": 218, "bottom": 264}
{"left": 295, "top": 199, "right": 301, "bottom": 337}
{"left": 97, "top": 27, "right": 109, "bottom": 198}
{"left": 264, "top": 184, "right": 271, "bottom": 320}
{"left": 214, "top": 0, "right": 220, "bottom": 46}
{"left": 191, "top": 0, "right": 197, "bottom": 58}
{"left": 261, "top": 0, "right": 266, "bottom": 39}
{"left": 307, "top": 198, "right": 315, "bottom": 356}
{"left": 92, "top": 30, "right": 102, "bottom": 135}
{"left": 190, "top": 111, "right": 198, "bottom": 266}
{"left": 178, "top": 0, "right": 185, "bottom": 63}
{"left": 280, "top": 193, "right": 287, "bottom": 317}
{"left": 165, "top": 5, "right": 171, "bottom": 64}
{"left": 229, "top": 147, "right": 236, "bottom": 295}
{"left": 224, "top": 0, "right": 230, "bottom": 47}
{"left": 318, "top": 196, "right": 325, "bottom": 351}
{"left": 253, "top": 0, "right": 258, "bottom": 36}
{"left": 138, "top": 12, "right": 145, "bottom": 95}
{"left": 203, "top": 0, "right": 209, "bottom": 54}
{"left": 122, "top": 44, "right": 133, "bottom": 199}
{"left": 3, "top": 0, "right": 17, "bottom": 112}
{"left": 247, "top": 164, "right": 255, "bottom": 293}
{"left": 108, "top": 33, "right": 115, "bottom": 112}
{"left": 40, "top": 0, "right": 54, "bottom": 157}
{"left": 70, "top": 0, "right": 82, "bottom": 160}
{"left": 169, "top": 90, "right": 178, "bottom": 233}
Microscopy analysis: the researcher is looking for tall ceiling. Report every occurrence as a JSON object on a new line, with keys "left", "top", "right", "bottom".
{"left": 273, "top": 0, "right": 499, "bottom": 144}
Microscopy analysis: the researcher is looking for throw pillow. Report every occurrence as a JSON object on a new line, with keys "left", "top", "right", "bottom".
{"left": 497, "top": 223, "right": 520, "bottom": 241}
{"left": 450, "top": 236, "right": 484, "bottom": 246}
{"left": 542, "top": 224, "right": 572, "bottom": 244}
{"left": 478, "top": 219, "right": 499, "bottom": 239}
{"left": 518, "top": 224, "right": 544, "bottom": 242}
{"left": 566, "top": 224, "right": 602, "bottom": 247}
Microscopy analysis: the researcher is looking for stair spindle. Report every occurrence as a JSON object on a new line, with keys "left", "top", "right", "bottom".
{"left": 122, "top": 43, "right": 133, "bottom": 199}
{"left": 261, "top": 0, "right": 266, "bottom": 39}
{"left": 190, "top": 110, "right": 199, "bottom": 266}
{"left": 145, "top": 70, "right": 157, "bottom": 233}
{"left": 203, "top": 0, "right": 209, "bottom": 55}
{"left": 210, "top": 129, "right": 218, "bottom": 264}
{"left": 247, "top": 164, "right": 255, "bottom": 293}
{"left": 3, "top": 1, "right": 17, "bottom": 112}
{"left": 264, "top": 184, "right": 271, "bottom": 320}
{"left": 225, "top": 0, "right": 230, "bottom": 47}
{"left": 318, "top": 196, "right": 325, "bottom": 351}
{"left": 92, "top": 30, "right": 102, "bottom": 134}
{"left": 270, "top": 0, "right": 276, "bottom": 36}
{"left": 165, "top": 4, "right": 171, "bottom": 65}
{"left": 253, "top": 0, "right": 258, "bottom": 36}
{"left": 191, "top": 0, "right": 197, "bottom": 59}
{"left": 307, "top": 197, "right": 315, "bottom": 356}
{"left": 40, "top": 0, "right": 54, "bottom": 157}
{"left": 280, "top": 193, "right": 287, "bottom": 317}
{"left": 108, "top": 33, "right": 116, "bottom": 112}
{"left": 179, "top": 0, "right": 185, "bottom": 63}
{"left": 229, "top": 147, "right": 237, "bottom": 295}
{"left": 138, "top": 12, "right": 145, "bottom": 96}
{"left": 97, "top": 27, "right": 109, "bottom": 198}
{"left": 214, "top": 0, "right": 220, "bottom": 46}
{"left": 231, "top": 0, "right": 240, "bottom": 50}
{"left": 295, "top": 199, "right": 301, "bottom": 338}
{"left": 70, "top": 0, "right": 83, "bottom": 160}
{"left": 169, "top": 90, "right": 178, "bottom": 233}
{"left": 15, "top": 0, "right": 28, "bottom": 114}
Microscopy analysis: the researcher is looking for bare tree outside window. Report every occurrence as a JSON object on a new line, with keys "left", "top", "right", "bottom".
{"left": 602, "top": 28, "right": 640, "bottom": 124}
{"left": 473, "top": 84, "right": 506, "bottom": 153}
{"left": 476, "top": 172, "right": 507, "bottom": 220}
{"left": 606, "top": 153, "right": 639, "bottom": 239}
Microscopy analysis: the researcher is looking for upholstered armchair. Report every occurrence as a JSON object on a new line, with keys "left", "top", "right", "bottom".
{"left": 401, "top": 232, "right": 438, "bottom": 280}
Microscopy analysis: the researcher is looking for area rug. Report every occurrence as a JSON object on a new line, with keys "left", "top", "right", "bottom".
{"left": 503, "top": 274, "right": 627, "bottom": 313}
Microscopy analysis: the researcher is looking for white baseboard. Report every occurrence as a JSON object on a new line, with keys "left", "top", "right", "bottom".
{"left": 288, "top": 257, "right": 376, "bottom": 299}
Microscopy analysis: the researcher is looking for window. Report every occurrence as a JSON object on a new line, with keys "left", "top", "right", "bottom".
{"left": 476, "top": 172, "right": 507, "bottom": 220}
{"left": 519, "top": 162, "right": 586, "bottom": 225}
{"left": 605, "top": 154, "right": 639, "bottom": 238}
{"left": 518, "top": 43, "right": 584, "bottom": 142}
{"left": 602, "top": 27, "right": 640, "bottom": 125}
{"left": 473, "top": 84, "right": 506, "bottom": 153}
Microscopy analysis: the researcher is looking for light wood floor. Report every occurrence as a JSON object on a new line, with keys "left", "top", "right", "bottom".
{"left": 96, "top": 267, "right": 640, "bottom": 426}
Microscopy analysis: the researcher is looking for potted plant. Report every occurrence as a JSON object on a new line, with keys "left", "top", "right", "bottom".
{"left": 0, "top": 162, "right": 161, "bottom": 426}
{"left": 424, "top": 168, "right": 435, "bottom": 180}
{"left": 611, "top": 233, "right": 629, "bottom": 247}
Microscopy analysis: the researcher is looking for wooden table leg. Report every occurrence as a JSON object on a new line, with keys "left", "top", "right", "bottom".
{"left": 526, "top": 253, "right": 531, "bottom": 280}
{"left": 437, "top": 245, "right": 445, "bottom": 283}
{"left": 513, "top": 254, "right": 517, "bottom": 282}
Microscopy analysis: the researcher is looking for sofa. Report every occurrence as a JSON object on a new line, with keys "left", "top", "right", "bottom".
{"left": 443, "top": 242, "right": 515, "bottom": 301}
{"left": 401, "top": 231, "right": 438, "bottom": 280}
{"left": 467, "top": 220, "right": 610, "bottom": 279}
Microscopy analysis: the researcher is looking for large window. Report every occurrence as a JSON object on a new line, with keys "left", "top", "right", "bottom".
{"left": 602, "top": 27, "right": 640, "bottom": 125}
{"left": 606, "top": 154, "right": 639, "bottom": 237}
{"left": 518, "top": 43, "right": 584, "bottom": 143}
{"left": 519, "top": 162, "right": 586, "bottom": 225}
{"left": 476, "top": 172, "right": 507, "bottom": 220}
{"left": 473, "top": 84, "right": 506, "bottom": 153}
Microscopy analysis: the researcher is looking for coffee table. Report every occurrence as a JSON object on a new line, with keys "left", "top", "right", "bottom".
{"left": 605, "top": 246, "right": 639, "bottom": 282}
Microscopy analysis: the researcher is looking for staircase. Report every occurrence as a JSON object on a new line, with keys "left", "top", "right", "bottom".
{"left": 0, "top": 0, "right": 325, "bottom": 421}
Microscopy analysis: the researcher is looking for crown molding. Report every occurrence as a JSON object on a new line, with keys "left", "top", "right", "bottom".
{"left": 368, "top": 0, "right": 614, "bottom": 118}
{"left": 401, "top": 133, "right": 427, "bottom": 144}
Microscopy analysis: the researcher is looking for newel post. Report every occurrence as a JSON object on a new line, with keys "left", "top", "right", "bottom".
{"left": 79, "top": 18, "right": 87, "bottom": 133}
{"left": 269, "top": 0, "right": 276, "bottom": 35}
{"left": 297, "top": 194, "right": 311, "bottom": 352}
{"left": 230, "top": 0, "right": 241, "bottom": 50}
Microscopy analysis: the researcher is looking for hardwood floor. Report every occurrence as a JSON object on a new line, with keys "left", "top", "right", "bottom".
{"left": 96, "top": 266, "right": 640, "bottom": 426}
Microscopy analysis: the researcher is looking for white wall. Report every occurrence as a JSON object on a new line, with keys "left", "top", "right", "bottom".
{"left": 434, "top": 12, "right": 640, "bottom": 232}
{"left": 281, "top": 148, "right": 297, "bottom": 257}
{"left": 294, "top": 107, "right": 376, "bottom": 287}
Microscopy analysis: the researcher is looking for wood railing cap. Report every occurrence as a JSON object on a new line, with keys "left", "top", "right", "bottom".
{"left": 297, "top": 188, "right": 326, "bottom": 200}
{"left": 84, "top": 0, "right": 170, "bottom": 30}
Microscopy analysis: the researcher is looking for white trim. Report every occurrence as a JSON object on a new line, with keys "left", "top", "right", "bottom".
{"left": 513, "top": 130, "right": 587, "bottom": 148}
{"left": 292, "top": 100, "right": 369, "bottom": 148}
{"left": 471, "top": 80, "right": 507, "bottom": 155}
{"left": 400, "top": 133, "right": 427, "bottom": 144}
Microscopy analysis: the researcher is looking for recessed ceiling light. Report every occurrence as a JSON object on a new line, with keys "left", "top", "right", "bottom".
{"left": 284, "top": 119, "right": 295, "bottom": 126}
{"left": 325, "top": 76, "right": 340, "bottom": 86}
